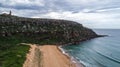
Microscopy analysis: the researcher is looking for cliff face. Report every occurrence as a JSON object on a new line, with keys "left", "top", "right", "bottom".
{"left": 0, "top": 14, "right": 98, "bottom": 44}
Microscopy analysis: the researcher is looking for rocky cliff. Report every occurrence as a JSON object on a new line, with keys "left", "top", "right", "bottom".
{"left": 0, "top": 14, "right": 99, "bottom": 45}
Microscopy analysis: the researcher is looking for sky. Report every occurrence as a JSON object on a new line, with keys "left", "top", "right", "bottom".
{"left": 0, "top": 0, "right": 120, "bottom": 29}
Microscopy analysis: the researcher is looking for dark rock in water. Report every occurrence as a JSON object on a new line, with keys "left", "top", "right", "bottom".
{"left": 97, "top": 35, "right": 108, "bottom": 37}
{"left": 0, "top": 14, "right": 99, "bottom": 45}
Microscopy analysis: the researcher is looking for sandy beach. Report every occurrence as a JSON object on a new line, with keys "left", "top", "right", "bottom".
{"left": 23, "top": 44, "right": 83, "bottom": 67}
{"left": 40, "top": 45, "right": 76, "bottom": 67}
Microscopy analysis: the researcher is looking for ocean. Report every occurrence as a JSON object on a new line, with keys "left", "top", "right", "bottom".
{"left": 62, "top": 29, "right": 120, "bottom": 67}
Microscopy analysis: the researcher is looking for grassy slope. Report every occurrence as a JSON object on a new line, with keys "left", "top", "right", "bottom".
{"left": 0, "top": 36, "right": 30, "bottom": 67}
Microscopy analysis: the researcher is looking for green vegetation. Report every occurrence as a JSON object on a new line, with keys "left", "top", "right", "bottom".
{"left": 0, "top": 34, "right": 58, "bottom": 67}
{"left": 0, "top": 36, "right": 30, "bottom": 67}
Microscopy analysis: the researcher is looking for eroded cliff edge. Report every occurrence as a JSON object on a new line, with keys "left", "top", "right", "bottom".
{"left": 0, "top": 14, "right": 100, "bottom": 45}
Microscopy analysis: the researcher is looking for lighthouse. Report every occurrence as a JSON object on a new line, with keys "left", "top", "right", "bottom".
{"left": 9, "top": 10, "right": 12, "bottom": 16}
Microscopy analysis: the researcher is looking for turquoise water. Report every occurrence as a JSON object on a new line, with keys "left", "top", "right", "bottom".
{"left": 63, "top": 29, "right": 120, "bottom": 67}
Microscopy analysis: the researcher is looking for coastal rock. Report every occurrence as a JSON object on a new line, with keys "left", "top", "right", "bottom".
{"left": 0, "top": 14, "right": 99, "bottom": 44}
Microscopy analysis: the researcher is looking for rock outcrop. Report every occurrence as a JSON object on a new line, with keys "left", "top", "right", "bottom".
{"left": 0, "top": 14, "right": 99, "bottom": 45}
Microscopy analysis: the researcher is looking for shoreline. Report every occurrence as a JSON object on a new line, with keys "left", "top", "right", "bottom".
{"left": 23, "top": 44, "right": 83, "bottom": 67}
{"left": 58, "top": 45, "right": 84, "bottom": 67}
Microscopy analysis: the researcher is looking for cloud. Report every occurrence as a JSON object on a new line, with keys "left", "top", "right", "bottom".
{"left": 1, "top": 0, "right": 45, "bottom": 6}
{"left": 65, "top": 0, "right": 100, "bottom": 5}
{"left": 32, "top": 10, "right": 120, "bottom": 29}
{"left": 0, "top": 0, "right": 120, "bottom": 12}
{"left": 0, "top": 0, "right": 45, "bottom": 10}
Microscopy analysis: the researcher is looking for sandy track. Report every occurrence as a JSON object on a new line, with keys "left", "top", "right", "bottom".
{"left": 23, "top": 44, "right": 41, "bottom": 67}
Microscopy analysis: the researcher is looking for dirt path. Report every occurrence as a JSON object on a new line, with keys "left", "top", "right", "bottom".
{"left": 23, "top": 44, "right": 41, "bottom": 67}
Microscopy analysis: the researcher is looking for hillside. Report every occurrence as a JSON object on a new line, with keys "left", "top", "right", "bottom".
{"left": 0, "top": 14, "right": 98, "bottom": 44}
